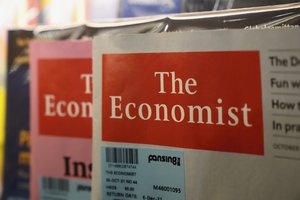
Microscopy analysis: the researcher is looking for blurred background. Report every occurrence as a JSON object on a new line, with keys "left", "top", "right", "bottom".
{"left": 0, "top": 0, "right": 299, "bottom": 192}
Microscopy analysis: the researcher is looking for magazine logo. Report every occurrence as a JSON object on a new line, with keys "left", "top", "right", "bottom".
{"left": 44, "top": 73, "right": 92, "bottom": 118}
{"left": 39, "top": 59, "right": 92, "bottom": 138}
{"left": 102, "top": 52, "right": 264, "bottom": 155}
{"left": 148, "top": 154, "right": 181, "bottom": 166}
{"left": 109, "top": 71, "right": 252, "bottom": 127}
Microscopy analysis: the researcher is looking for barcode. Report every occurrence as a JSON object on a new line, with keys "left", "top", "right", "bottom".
{"left": 105, "top": 147, "right": 139, "bottom": 164}
{"left": 42, "top": 177, "right": 69, "bottom": 193}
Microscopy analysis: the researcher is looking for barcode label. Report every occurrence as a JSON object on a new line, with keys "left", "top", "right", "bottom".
{"left": 42, "top": 177, "right": 69, "bottom": 193}
{"left": 105, "top": 147, "right": 139, "bottom": 164}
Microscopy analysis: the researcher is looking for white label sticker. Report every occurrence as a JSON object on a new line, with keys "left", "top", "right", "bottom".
{"left": 101, "top": 147, "right": 185, "bottom": 200}
{"left": 40, "top": 177, "right": 91, "bottom": 200}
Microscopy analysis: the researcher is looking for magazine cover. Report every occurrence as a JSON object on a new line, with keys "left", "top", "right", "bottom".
{"left": 2, "top": 29, "right": 33, "bottom": 200}
{"left": 30, "top": 40, "right": 92, "bottom": 200}
{"left": 92, "top": 29, "right": 300, "bottom": 200}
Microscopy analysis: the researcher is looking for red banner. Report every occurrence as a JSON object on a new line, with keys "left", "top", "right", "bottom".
{"left": 102, "top": 52, "right": 264, "bottom": 155}
{"left": 39, "top": 58, "right": 92, "bottom": 138}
